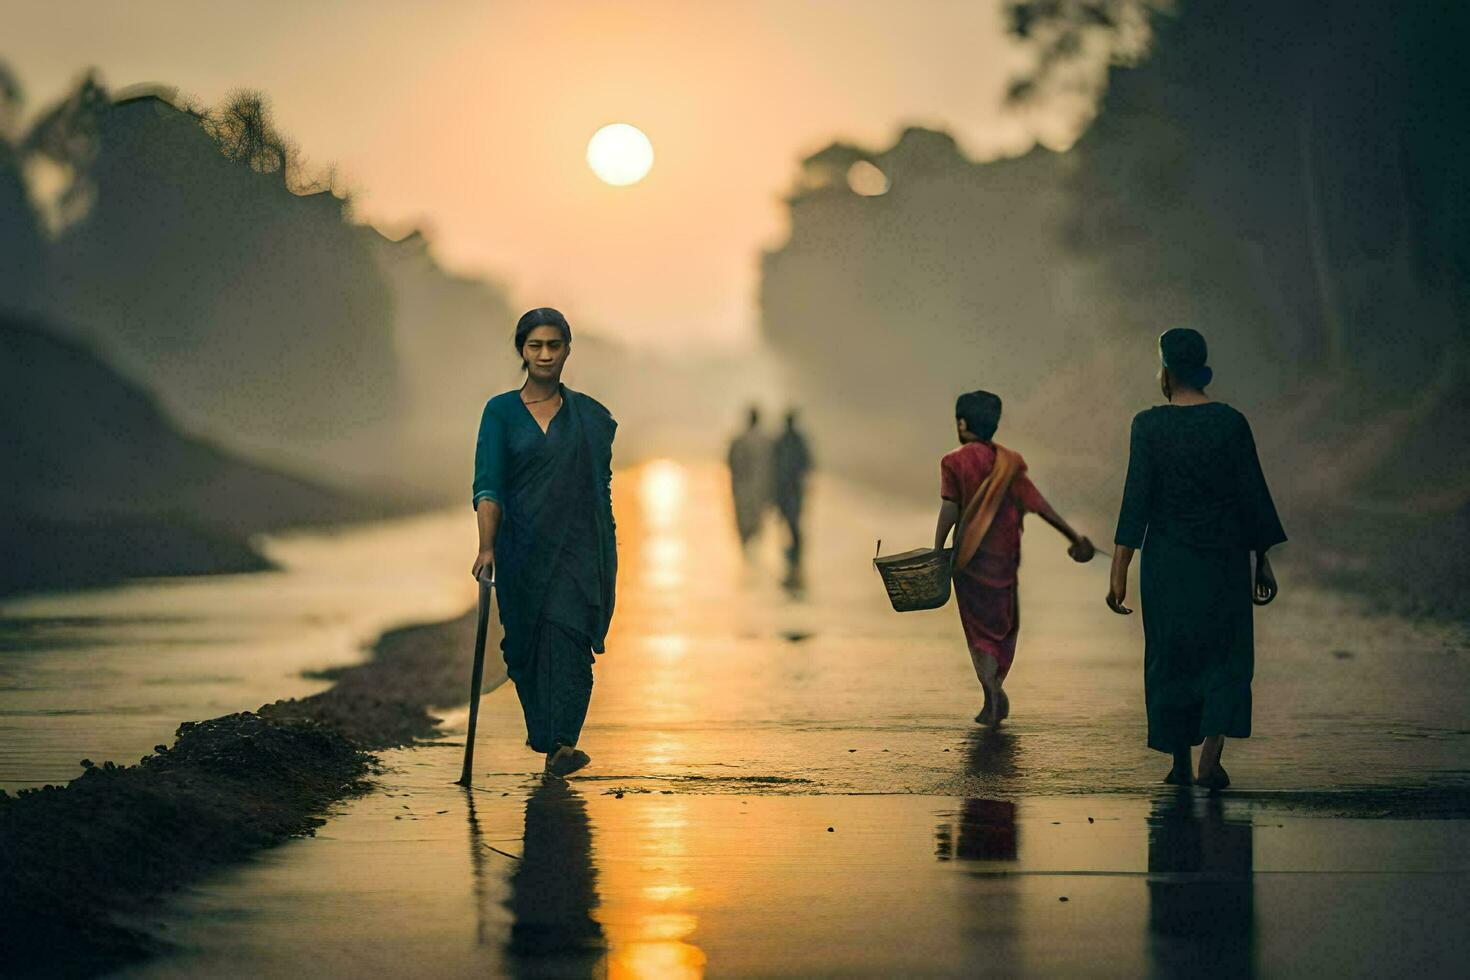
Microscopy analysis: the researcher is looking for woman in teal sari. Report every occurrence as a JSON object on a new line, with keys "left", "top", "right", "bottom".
{"left": 472, "top": 308, "right": 617, "bottom": 778}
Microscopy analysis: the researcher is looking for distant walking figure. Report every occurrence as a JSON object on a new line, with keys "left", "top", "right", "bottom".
{"left": 472, "top": 308, "right": 617, "bottom": 778}
{"left": 727, "top": 405, "right": 773, "bottom": 549}
{"left": 934, "top": 391, "right": 1094, "bottom": 726}
{"left": 773, "top": 409, "right": 813, "bottom": 579}
{"left": 1107, "top": 328, "right": 1286, "bottom": 789}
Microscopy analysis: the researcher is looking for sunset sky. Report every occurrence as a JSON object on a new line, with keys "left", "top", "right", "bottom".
{"left": 6, "top": 1, "right": 1081, "bottom": 349}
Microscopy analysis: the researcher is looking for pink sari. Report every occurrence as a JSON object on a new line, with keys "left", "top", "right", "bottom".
{"left": 939, "top": 442, "right": 1050, "bottom": 680}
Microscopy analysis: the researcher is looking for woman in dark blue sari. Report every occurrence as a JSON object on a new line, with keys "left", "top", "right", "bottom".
{"left": 472, "top": 308, "right": 617, "bottom": 778}
{"left": 1107, "top": 328, "right": 1285, "bottom": 790}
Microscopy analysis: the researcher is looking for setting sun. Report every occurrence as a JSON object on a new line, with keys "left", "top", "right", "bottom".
{"left": 587, "top": 123, "right": 654, "bottom": 186}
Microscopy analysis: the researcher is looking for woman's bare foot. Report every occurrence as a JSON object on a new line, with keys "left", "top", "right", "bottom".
{"left": 1164, "top": 746, "right": 1193, "bottom": 785}
{"left": 545, "top": 745, "right": 591, "bottom": 778}
{"left": 1196, "top": 734, "right": 1227, "bottom": 789}
{"left": 995, "top": 689, "right": 1010, "bottom": 724}
{"left": 1196, "top": 765, "right": 1230, "bottom": 790}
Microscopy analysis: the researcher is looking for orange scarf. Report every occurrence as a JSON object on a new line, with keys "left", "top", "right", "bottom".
{"left": 953, "top": 444, "right": 1023, "bottom": 573}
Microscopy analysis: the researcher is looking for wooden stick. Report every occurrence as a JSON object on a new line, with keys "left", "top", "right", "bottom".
{"left": 455, "top": 575, "right": 494, "bottom": 787}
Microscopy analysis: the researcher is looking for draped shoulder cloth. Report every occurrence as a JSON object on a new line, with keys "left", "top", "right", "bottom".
{"left": 953, "top": 444, "right": 1024, "bottom": 573}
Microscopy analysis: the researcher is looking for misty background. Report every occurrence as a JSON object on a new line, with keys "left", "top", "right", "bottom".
{"left": 2, "top": 0, "right": 1466, "bottom": 611}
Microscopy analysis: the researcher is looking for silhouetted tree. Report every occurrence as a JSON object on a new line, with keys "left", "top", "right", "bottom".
{"left": 32, "top": 79, "right": 399, "bottom": 452}
{"left": 0, "top": 60, "right": 42, "bottom": 313}
{"left": 21, "top": 71, "right": 109, "bottom": 227}
{"left": 204, "top": 91, "right": 288, "bottom": 177}
{"left": 0, "top": 60, "right": 23, "bottom": 141}
{"left": 1004, "top": 0, "right": 1161, "bottom": 104}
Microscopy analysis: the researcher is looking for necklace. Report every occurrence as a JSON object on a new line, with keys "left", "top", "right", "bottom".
{"left": 520, "top": 386, "right": 561, "bottom": 406}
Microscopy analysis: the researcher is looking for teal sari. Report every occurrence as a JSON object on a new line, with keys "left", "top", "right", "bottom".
{"left": 473, "top": 385, "right": 616, "bottom": 752}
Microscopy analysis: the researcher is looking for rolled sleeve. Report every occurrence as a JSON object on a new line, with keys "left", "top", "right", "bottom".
{"left": 471, "top": 401, "right": 506, "bottom": 510}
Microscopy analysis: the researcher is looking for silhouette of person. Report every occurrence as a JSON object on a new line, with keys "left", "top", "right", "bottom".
{"left": 726, "top": 405, "right": 773, "bottom": 549}
{"left": 503, "top": 779, "right": 605, "bottom": 976}
{"left": 772, "top": 409, "right": 813, "bottom": 580}
{"left": 1108, "top": 328, "right": 1286, "bottom": 788}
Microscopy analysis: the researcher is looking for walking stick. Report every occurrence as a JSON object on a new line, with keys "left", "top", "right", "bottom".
{"left": 456, "top": 570, "right": 494, "bottom": 787}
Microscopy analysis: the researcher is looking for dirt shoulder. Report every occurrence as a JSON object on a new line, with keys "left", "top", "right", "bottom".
{"left": 0, "top": 604, "right": 501, "bottom": 978}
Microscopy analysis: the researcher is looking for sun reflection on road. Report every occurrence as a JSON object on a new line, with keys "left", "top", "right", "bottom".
{"left": 603, "top": 795, "right": 707, "bottom": 979}
{"left": 640, "top": 459, "right": 687, "bottom": 528}
{"left": 636, "top": 459, "right": 690, "bottom": 593}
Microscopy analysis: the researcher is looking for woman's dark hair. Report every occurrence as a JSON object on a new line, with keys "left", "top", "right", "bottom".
{"left": 956, "top": 390, "right": 1002, "bottom": 442}
{"left": 1158, "top": 327, "right": 1212, "bottom": 390}
{"left": 514, "top": 307, "right": 572, "bottom": 353}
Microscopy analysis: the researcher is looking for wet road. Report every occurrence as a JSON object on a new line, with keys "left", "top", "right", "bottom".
{"left": 486, "top": 459, "right": 1466, "bottom": 798}
{"left": 0, "top": 510, "right": 473, "bottom": 793}
{"left": 118, "top": 460, "right": 1470, "bottom": 977}
{"left": 6, "top": 460, "right": 1466, "bottom": 797}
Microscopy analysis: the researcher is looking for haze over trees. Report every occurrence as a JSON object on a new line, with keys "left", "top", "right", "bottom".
{"left": 26, "top": 82, "right": 400, "bottom": 459}
{"left": 762, "top": 0, "right": 1470, "bottom": 609}
{"left": 1, "top": 65, "right": 767, "bottom": 554}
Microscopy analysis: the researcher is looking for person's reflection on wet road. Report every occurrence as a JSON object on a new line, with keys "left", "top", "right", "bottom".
{"left": 938, "top": 730, "right": 1022, "bottom": 861}
{"left": 936, "top": 798, "right": 1019, "bottom": 863}
{"left": 1147, "top": 791, "right": 1255, "bottom": 976}
{"left": 936, "top": 737, "right": 1022, "bottom": 974}
{"left": 504, "top": 779, "right": 605, "bottom": 977}
{"left": 964, "top": 727, "right": 1020, "bottom": 784}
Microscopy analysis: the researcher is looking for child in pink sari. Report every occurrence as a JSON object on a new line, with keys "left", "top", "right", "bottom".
{"left": 935, "top": 390, "right": 1095, "bottom": 725}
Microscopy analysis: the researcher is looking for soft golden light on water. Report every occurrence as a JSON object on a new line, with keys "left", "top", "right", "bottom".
{"left": 637, "top": 460, "right": 689, "bottom": 592}
{"left": 643, "top": 732, "right": 689, "bottom": 768}
{"left": 639, "top": 459, "right": 687, "bottom": 526}
{"left": 601, "top": 794, "right": 705, "bottom": 979}
{"left": 642, "top": 883, "right": 694, "bottom": 902}
{"left": 645, "top": 634, "right": 689, "bottom": 661}
{"left": 643, "top": 538, "right": 687, "bottom": 591}
{"left": 609, "top": 939, "right": 707, "bottom": 979}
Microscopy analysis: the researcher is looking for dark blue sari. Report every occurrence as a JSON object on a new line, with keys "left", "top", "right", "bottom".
{"left": 473, "top": 386, "right": 616, "bottom": 753}
{"left": 1113, "top": 403, "right": 1285, "bottom": 753}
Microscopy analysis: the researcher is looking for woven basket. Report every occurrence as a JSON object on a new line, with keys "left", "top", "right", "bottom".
{"left": 874, "top": 544, "right": 953, "bottom": 612}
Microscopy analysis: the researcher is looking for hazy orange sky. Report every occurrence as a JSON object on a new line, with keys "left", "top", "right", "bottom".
{"left": 6, "top": 1, "right": 1078, "bottom": 349}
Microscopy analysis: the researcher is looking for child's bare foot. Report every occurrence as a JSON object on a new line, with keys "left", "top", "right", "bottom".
{"left": 974, "top": 685, "right": 994, "bottom": 724}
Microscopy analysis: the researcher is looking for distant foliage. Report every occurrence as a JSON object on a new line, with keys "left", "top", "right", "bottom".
{"left": 0, "top": 59, "right": 23, "bottom": 141}
{"left": 198, "top": 90, "right": 339, "bottom": 197}
{"left": 18, "top": 75, "right": 399, "bottom": 451}
{"left": 1005, "top": 0, "right": 1165, "bottom": 105}
{"left": 202, "top": 91, "right": 290, "bottom": 178}
{"left": 0, "top": 59, "right": 42, "bottom": 311}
